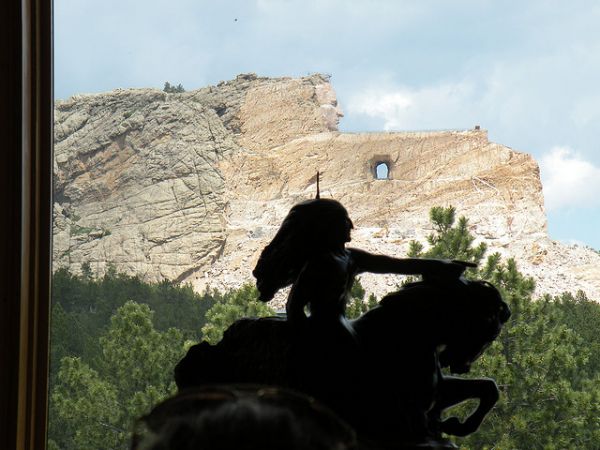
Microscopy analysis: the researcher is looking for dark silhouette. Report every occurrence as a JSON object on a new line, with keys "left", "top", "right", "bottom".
{"left": 353, "top": 278, "right": 510, "bottom": 445}
{"left": 132, "top": 385, "right": 358, "bottom": 450}
{"left": 252, "top": 198, "right": 468, "bottom": 321}
{"left": 176, "top": 277, "right": 509, "bottom": 447}
{"left": 175, "top": 199, "right": 509, "bottom": 448}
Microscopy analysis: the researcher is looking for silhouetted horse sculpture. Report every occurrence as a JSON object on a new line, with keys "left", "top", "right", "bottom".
{"left": 176, "top": 197, "right": 509, "bottom": 447}
{"left": 175, "top": 276, "right": 510, "bottom": 448}
{"left": 351, "top": 277, "right": 510, "bottom": 446}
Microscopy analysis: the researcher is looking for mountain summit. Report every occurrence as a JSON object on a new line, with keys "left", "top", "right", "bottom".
{"left": 53, "top": 73, "right": 600, "bottom": 301}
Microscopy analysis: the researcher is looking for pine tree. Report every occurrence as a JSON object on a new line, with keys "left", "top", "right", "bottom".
{"left": 163, "top": 81, "right": 185, "bottom": 93}
{"left": 408, "top": 206, "right": 600, "bottom": 448}
{"left": 200, "top": 283, "right": 274, "bottom": 344}
{"left": 346, "top": 277, "right": 378, "bottom": 319}
{"left": 49, "top": 301, "right": 187, "bottom": 450}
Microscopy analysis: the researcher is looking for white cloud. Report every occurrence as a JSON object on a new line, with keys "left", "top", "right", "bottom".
{"left": 540, "top": 147, "right": 600, "bottom": 211}
{"left": 347, "top": 82, "right": 478, "bottom": 131}
{"left": 52, "top": 0, "right": 600, "bottom": 249}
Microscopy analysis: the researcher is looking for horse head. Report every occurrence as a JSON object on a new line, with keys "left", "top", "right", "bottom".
{"left": 437, "top": 279, "right": 510, "bottom": 374}
{"left": 358, "top": 277, "right": 510, "bottom": 374}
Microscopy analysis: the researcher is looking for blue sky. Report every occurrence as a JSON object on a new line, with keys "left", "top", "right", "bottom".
{"left": 55, "top": 0, "right": 600, "bottom": 249}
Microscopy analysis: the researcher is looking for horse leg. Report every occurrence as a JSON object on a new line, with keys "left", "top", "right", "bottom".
{"left": 434, "top": 376, "right": 499, "bottom": 437}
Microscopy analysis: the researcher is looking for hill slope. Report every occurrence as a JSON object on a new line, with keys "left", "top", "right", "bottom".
{"left": 53, "top": 73, "right": 600, "bottom": 301}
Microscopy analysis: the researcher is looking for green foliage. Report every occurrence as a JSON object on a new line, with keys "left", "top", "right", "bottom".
{"left": 69, "top": 224, "right": 111, "bottom": 237}
{"left": 48, "top": 269, "right": 278, "bottom": 448}
{"left": 69, "top": 224, "right": 96, "bottom": 236}
{"left": 50, "top": 357, "right": 121, "bottom": 450}
{"left": 201, "top": 283, "right": 275, "bottom": 344}
{"left": 49, "top": 301, "right": 187, "bottom": 450}
{"left": 48, "top": 267, "right": 219, "bottom": 448}
{"left": 163, "top": 81, "right": 185, "bottom": 93}
{"left": 51, "top": 266, "right": 216, "bottom": 358}
{"left": 410, "top": 205, "right": 600, "bottom": 448}
{"left": 48, "top": 213, "right": 600, "bottom": 448}
{"left": 81, "top": 261, "right": 93, "bottom": 280}
{"left": 346, "top": 278, "right": 379, "bottom": 319}
{"left": 409, "top": 206, "right": 487, "bottom": 267}
{"left": 99, "top": 302, "right": 184, "bottom": 395}
{"left": 463, "top": 294, "right": 599, "bottom": 449}
{"left": 552, "top": 290, "right": 600, "bottom": 375}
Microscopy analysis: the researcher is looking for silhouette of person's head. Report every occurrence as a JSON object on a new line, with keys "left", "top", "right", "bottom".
{"left": 132, "top": 385, "right": 357, "bottom": 450}
{"left": 253, "top": 199, "right": 353, "bottom": 301}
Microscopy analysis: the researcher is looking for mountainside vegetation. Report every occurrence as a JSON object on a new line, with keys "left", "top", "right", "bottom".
{"left": 162, "top": 81, "right": 185, "bottom": 93}
{"left": 408, "top": 206, "right": 600, "bottom": 449}
{"left": 47, "top": 207, "right": 600, "bottom": 449}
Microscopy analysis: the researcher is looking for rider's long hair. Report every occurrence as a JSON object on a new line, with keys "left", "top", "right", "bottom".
{"left": 252, "top": 199, "right": 350, "bottom": 302}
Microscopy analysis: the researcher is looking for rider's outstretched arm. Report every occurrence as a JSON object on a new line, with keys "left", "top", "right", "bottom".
{"left": 349, "top": 248, "right": 467, "bottom": 277}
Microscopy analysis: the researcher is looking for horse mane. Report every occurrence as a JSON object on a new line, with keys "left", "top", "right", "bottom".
{"left": 372, "top": 278, "right": 509, "bottom": 356}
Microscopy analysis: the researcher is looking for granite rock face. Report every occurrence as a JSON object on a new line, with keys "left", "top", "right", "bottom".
{"left": 54, "top": 88, "right": 238, "bottom": 282}
{"left": 53, "top": 74, "right": 600, "bottom": 302}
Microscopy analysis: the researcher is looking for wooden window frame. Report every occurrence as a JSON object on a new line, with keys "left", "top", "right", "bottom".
{"left": 1, "top": 0, "right": 53, "bottom": 449}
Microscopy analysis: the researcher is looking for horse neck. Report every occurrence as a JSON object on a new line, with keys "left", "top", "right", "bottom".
{"left": 351, "top": 297, "right": 448, "bottom": 350}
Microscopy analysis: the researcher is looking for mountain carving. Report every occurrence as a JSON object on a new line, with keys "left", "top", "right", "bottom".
{"left": 53, "top": 73, "right": 600, "bottom": 302}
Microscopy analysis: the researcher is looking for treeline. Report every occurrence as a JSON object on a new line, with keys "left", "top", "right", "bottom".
{"left": 48, "top": 268, "right": 274, "bottom": 450}
{"left": 408, "top": 206, "right": 600, "bottom": 449}
{"left": 50, "top": 265, "right": 216, "bottom": 383}
{"left": 48, "top": 207, "right": 600, "bottom": 449}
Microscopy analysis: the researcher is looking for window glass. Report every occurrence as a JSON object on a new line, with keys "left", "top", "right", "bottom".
{"left": 49, "top": 3, "right": 600, "bottom": 449}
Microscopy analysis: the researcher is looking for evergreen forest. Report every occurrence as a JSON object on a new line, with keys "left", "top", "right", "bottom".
{"left": 48, "top": 207, "right": 600, "bottom": 449}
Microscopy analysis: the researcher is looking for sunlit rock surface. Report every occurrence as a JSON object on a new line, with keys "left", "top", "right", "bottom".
{"left": 53, "top": 73, "right": 600, "bottom": 302}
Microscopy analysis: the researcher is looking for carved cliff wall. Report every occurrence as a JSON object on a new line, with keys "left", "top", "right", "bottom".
{"left": 53, "top": 73, "right": 600, "bottom": 302}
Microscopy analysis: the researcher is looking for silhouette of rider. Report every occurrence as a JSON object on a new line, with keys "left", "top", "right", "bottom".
{"left": 252, "top": 198, "right": 467, "bottom": 327}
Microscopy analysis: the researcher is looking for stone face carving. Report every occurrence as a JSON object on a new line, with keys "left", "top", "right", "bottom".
{"left": 53, "top": 74, "right": 600, "bottom": 301}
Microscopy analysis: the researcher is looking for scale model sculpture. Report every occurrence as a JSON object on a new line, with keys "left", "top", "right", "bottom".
{"left": 175, "top": 191, "right": 510, "bottom": 449}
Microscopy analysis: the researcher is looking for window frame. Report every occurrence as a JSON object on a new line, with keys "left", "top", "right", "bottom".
{"left": 1, "top": 0, "right": 53, "bottom": 449}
